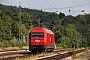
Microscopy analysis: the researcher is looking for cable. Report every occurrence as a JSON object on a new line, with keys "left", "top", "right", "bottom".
{"left": 0, "top": 0, "right": 9, "bottom": 4}
{"left": 6, "top": 0, "right": 18, "bottom": 6}
{"left": 61, "top": 2, "right": 90, "bottom": 9}
{"left": 43, "top": 2, "right": 90, "bottom": 10}
{"left": 51, "top": 0, "right": 59, "bottom": 9}
{"left": 50, "top": 0, "right": 62, "bottom": 12}
{"left": 43, "top": 0, "right": 59, "bottom": 12}
{"left": 0, "top": 0, "right": 18, "bottom": 6}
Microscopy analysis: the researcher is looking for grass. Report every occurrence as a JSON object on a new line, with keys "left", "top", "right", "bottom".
{"left": 0, "top": 46, "right": 29, "bottom": 51}
{"left": 15, "top": 52, "right": 57, "bottom": 60}
{"left": 74, "top": 50, "right": 90, "bottom": 59}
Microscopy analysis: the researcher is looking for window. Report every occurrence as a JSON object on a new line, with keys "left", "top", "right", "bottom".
{"left": 32, "top": 32, "right": 44, "bottom": 38}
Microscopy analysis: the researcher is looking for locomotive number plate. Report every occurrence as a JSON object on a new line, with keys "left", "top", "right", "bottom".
{"left": 35, "top": 40, "right": 40, "bottom": 42}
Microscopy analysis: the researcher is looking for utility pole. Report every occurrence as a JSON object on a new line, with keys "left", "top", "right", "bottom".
{"left": 18, "top": 2, "right": 22, "bottom": 47}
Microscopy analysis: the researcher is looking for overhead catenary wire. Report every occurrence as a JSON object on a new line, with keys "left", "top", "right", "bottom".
{"left": 0, "top": 0, "right": 9, "bottom": 4}
{"left": 43, "top": 0, "right": 59, "bottom": 12}
{"left": 0, "top": 0, "right": 90, "bottom": 10}
{"left": 50, "top": 0, "right": 62, "bottom": 12}
{"left": 0, "top": 0, "right": 19, "bottom": 7}
{"left": 51, "top": 0, "right": 60, "bottom": 9}
{"left": 0, "top": 0, "right": 89, "bottom": 12}
{"left": 0, "top": 0, "right": 89, "bottom": 15}
{"left": 42, "top": 2, "right": 90, "bottom": 14}
{"left": 63, "top": 2, "right": 90, "bottom": 9}
{"left": 43, "top": 2, "right": 90, "bottom": 10}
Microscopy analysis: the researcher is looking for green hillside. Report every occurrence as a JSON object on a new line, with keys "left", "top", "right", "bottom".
{"left": 0, "top": 4, "right": 90, "bottom": 48}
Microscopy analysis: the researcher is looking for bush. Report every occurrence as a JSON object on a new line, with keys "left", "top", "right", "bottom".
{"left": 0, "top": 42, "right": 4, "bottom": 47}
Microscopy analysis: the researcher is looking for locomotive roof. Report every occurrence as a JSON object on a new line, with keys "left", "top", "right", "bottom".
{"left": 31, "top": 28, "right": 54, "bottom": 34}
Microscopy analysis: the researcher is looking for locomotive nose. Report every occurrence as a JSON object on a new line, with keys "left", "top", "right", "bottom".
{"left": 31, "top": 37, "right": 44, "bottom": 46}
{"left": 34, "top": 38, "right": 40, "bottom": 42}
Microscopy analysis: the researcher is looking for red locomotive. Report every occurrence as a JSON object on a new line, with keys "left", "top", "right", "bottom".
{"left": 29, "top": 28, "right": 55, "bottom": 53}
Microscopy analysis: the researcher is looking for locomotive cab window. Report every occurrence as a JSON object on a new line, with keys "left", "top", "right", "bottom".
{"left": 32, "top": 32, "right": 44, "bottom": 38}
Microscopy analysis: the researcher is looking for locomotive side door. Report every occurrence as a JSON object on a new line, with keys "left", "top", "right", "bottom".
{"left": 47, "top": 34, "right": 52, "bottom": 44}
{"left": 50, "top": 34, "right": 52, "bottom": 44}
{"left": 47, "top": 33, "right": 50, "bottom": 45}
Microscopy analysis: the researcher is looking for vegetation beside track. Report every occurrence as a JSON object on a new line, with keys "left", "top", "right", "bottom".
{"left": 69, "top": 50, "right": 90, "bottom": 60}
{"left": 16, "top": 52, "right": 57, "bottom": 60}
{"left": 0, "top": 46, "right": 28, "bottom": 51}
{"left": 0, "top": 4, "right": 90, "bottom": 48}
{"left": 0, "top": 48, "right": 87, "bottom": 60}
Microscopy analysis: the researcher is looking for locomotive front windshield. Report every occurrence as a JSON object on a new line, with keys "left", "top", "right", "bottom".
{"left": 32, "top": 32, "right": 44, "bottom": 38}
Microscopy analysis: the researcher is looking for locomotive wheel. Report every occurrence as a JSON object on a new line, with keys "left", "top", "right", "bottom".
{"left": 31, "top": 49, "right": 37, "bottom": 54}
{"left": 38, "top": 49, "right": 44, "bottom": 53}
{"left": 44, "top": 48, "right": 54, "bottom": 52}
{"left": 50, "top": 48, "right": 54, "bottom": 52}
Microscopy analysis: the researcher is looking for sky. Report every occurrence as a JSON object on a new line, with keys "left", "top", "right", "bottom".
{"left": 0, "top": 0, "right": 90, "bottom": 16}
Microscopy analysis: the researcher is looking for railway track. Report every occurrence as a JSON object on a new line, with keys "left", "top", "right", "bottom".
{"left": 0, "top": 48, "right": 85, "bottom": 60}
{"left": 37, "top": 48, "right": 85, "bottom": 60}
{"left": 0, "top": 49, "right": 31, "bottom": 60}
{"left": 0, "top": 48, "right": 66, "bottom": 60}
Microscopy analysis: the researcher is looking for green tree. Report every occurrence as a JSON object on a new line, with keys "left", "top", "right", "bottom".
{"left": 59, "top": 12, "right": 65, "bottom": 19}
{"left": 21, "top": 12, "right": 32, "bottom": 31}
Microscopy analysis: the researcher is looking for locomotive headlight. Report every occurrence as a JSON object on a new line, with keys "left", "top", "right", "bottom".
{"left": 41, "top": 42, "right": 44, "bottom": 44}
{"left": 32, "top": 43, "right": 34, "bottom": 44}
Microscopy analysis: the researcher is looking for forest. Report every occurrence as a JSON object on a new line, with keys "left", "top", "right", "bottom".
{"left": 0, "top": 4, "right": 90, "bottom": 48}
